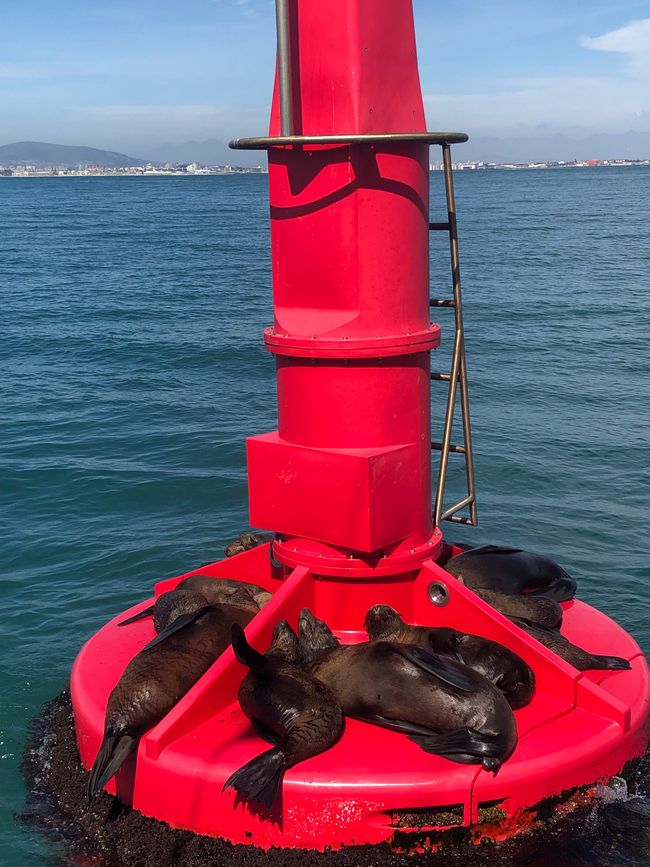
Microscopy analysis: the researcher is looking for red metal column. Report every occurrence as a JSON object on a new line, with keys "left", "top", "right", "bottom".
{"left": 247, "top": 0, "right": 441, "bottom": 575}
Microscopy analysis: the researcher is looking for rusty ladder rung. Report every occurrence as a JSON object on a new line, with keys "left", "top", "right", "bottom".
{"left": 431, "top": 441, "right": 467, "bottom": 454}
{"left": 431, "top": 372, "right": 459, "bottom": 382}
{"left": 429, "top": 299, "right": 456, "bottom": 307}
{"left": 429, "top": 221, "right": 450, "bottom": 231}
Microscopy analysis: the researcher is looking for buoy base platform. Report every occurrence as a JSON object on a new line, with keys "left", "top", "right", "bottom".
{"left": 70, "top": 543, "right": 650, "bottom": 853}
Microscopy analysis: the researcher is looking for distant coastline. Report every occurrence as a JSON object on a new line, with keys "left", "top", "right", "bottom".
{"left": 0, "top": 164, "right": 266, "bottom": 178}
{"left": 2, "top": 159, "right": 650, "bottom": 178}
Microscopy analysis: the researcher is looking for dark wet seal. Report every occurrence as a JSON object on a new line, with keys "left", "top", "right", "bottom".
{"left": 365, "top": 605, "right": 535, "bottom": 710}
{"left": 87, "top": 603, "right": 254, "bottom": 802}
{"left": 298, "top": 608, "right": 517, "bottom": 773}
{"left": 471, "top": 587, "right": 563, "bottom": 628}
{"left": 119, "top": 575, "right": 272, "bottom": 630}
{"left": 225, "top": 532, "right": 274, "bottom": 558}
{"left": 21, "top": 690, "right": 648, "bottom": 867}
{"left": 223, "top": 621, "right": 343, "bottom": 809}
{"left": 444, "top": 544, "right": 577, "bottom": 602}
{"left": 511, "top": 617, "right": 631, "bottom": 671}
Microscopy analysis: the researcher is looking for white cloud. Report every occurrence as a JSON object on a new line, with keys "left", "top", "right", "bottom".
{"left": 424, "top": 19, "right": 650, "bottom": 135}
{"left": 581, "top": 18, "right": 650, "bottom": 54}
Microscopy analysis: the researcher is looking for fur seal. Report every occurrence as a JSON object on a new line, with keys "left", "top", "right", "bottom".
{"left": 223, "top": 621, "right": 344, "bottom": 809}
{"left": 87, "top": 603, "right": 254, "bottom": 801}
{"left": 118, "top": 576, "right": 272, "bottom": 630}
{"left": 365, "top": 605, "right": 535, "bottom": 709}
{"left": 444, "top": 545, "right": 577, "bottom": 601}
{"left": 224, "top": 532, "right": 274, "bottom": 558}
{"left": 472, "top": 587, "right": 563, "bottom": 628}
{"left": 298, "top": 608, "right": 517, "bottom": 772}
{"left": 512, "top": 617, "right": 631, "bottom": 671}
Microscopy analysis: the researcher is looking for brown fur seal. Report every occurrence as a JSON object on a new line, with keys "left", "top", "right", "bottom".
{"left": 365, "top": 605, "right": 535, "bottom": 709}
{"left": 298, "top": 608, "right": 517, "bottom": 772}
{"left": 443, "top": 544, "right": 577, "bottom": 601}
{"left": 472, "top": 587, "right": 563, "bottom": 628}
{"left": 87, "top": 603, "right": 254, "bottom": 801}
{"left": 224, "top": 532, "right": 274, "bottom": 557}
{"left": 512, "top": 617, "right": 631, "bottom": 671}
{"left": 223, "top": 621, "right": 344, "bottom": 809}
{"left": 118, "top": 576, "right": 272, "bottom": 630}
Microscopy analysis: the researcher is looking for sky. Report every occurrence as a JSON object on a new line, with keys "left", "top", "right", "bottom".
{"left": 1, "top": 0, "right": 650, "bottom": 158}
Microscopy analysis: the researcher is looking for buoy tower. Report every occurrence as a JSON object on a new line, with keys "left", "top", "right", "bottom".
{"left": 71, "top": 0, "right": 650, "bottom": 852}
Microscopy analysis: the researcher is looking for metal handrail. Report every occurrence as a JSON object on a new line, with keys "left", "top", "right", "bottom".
{"left": 230, "top": 132, "right": 469, "bottom": 149}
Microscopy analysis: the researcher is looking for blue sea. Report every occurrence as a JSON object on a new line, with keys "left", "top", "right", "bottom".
{"left": 1, "top": 167, "right": 649, "bottom": 865}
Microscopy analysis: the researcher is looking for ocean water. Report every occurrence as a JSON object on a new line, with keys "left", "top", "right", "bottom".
{"left": 1, "top": 166, "right": 649, "bottom": 865}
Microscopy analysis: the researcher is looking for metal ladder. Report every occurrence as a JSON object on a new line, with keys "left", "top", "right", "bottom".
{"left": 429, "top": 142, "right": 478, "bottom": 527}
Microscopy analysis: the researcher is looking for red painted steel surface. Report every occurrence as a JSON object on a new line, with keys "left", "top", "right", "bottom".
{"left": 70, "top": 0, "right": 650, "bottom": 852}
{"left": 71, "top": 552, "right": 650, "bottom": 850}
{"left": 247, "top": 0, "right": 438, "bottom": 562}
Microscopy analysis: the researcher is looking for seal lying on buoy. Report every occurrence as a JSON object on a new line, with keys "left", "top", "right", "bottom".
{"left": 223, "top": 621, "right": 344, "bottom": 809}
{"left": 472, "top": 588, "right": 563, "bottom": 628}
{"left": 118, "top": 576, "right": 272, "bottom": 630}
{"left": 87, "top": 603, "right": 254, "bottom": 802}
{"left": 364, "top": 605, "right": 535, "bottom": 709}
{"left": 512, "top": 617, "right": 631, "bottom": 671}
{"left": 444, "top": 545, "right": 577, "bottom": 601}
{"left": 298, "top": 608, "right": 517, "bottom": 771}
{"left": 224, "top": 532, "right": 274, "bottom": 557}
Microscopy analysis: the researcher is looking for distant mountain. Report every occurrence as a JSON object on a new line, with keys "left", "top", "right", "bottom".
{"left": 454, "top": 131, "right": 650, "bottom": 164}
{"left": 146, "top": 138, "right": 263, "bottom": 168}
{"left": 0, "top": 141, "right": 146, "bottom": 168}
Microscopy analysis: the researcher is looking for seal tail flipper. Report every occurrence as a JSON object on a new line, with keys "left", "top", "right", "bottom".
{"left": 222, "top": 746, "right": 286, "bottom": 809}
{"left": 230, "top": 623, "right": 267, "bottom": 670}
{"left": 118, "top": 606, "right": 154, "bottom": 626}
{"left": 527, "top": 576, "right": 577, "bottom": 602}
{"left": 86, "top": 731, "right": 136, "bottom": 802}
{"left": 590, "top": 655, "right": 631, "bottom": 671}
{"left": 388, "top": 644, "right": 477, "bottom": 692}
{"left": 141, "top": 606, "right": 214, "bottom": 651}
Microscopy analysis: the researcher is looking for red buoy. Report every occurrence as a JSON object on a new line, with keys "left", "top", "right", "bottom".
{"left": 71, "top": 0, "right": 650, "bottom": 853}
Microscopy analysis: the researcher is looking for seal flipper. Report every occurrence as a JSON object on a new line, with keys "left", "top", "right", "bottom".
{"left": 408, "top": 728, "right": 507, "bottom": 765}
{"left": 512, "top": 616, "right": 559, "bottom": 635}
{"left": 352, "top": 713, "right": 443, "bottom": 738}
{"left": 591, "top": 654, "right": 631, "bottom": 671}
{"left": 353, "top": 714, "right": 505, "bottom": 768}
{"left": 87, "top": 730, "right": 136, "bottom": 802}
{"left": 230, "top": 622, "right": 266, "bottom": 669}
{"left": 223, "top": 746, "right": 286, "bottom": 809}
{"left": 118, "top": 606, "right": 154, "bottom": 626}
{"left": 459, "top": 544, "right": 523, "bottom": 556}
{"left": 527, "top": 576, "right": 577, "bottom": 602}
{"left": 388, "top": 643, "right": 477, "bottom": 692}
{"left": 141, "top": 606, "right": 214, "bottom": 651}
